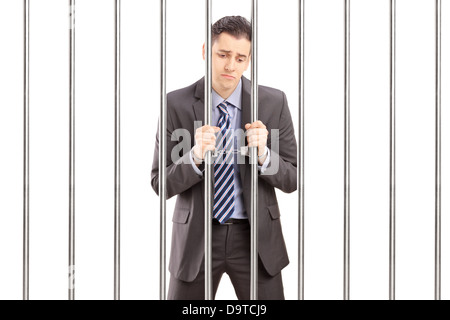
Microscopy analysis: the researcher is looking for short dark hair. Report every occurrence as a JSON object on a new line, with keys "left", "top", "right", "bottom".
{"left": 212, "top": 16, "right": 252, "bottom": 43}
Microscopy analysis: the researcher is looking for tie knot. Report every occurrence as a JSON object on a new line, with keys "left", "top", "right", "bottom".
{"left": 218, "top": 102, "right": 230, "bottom": 115}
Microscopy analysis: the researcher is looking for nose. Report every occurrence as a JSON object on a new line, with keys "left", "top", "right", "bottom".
{"left": 225, "top": 60, "right": 235, "bottom": 72}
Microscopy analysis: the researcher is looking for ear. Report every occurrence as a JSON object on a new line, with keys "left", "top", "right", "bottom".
{"left": 202, "top": 43, "right": 205, "bottom": 61}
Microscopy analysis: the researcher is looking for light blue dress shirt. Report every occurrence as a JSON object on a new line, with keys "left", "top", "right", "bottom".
{"left": 190, "top": 79, "right": 270, "bottom": 219}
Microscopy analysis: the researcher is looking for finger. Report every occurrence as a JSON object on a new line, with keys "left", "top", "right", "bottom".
{"left": 204, "top": 145, "right": 216, "bottom": 152}
{"left": 196, "top": 128, "right": 208, "bottom": 137}
{"left": 199, "top": 137, "right": 216, "bottom": 145}
{"left": 202, "top": 133, "right": 217, "bottom": 140}
{"left": 246, "top": 128, "right": 257, "bottom": 137}
{"left": 247, "top": 128, "right": 268, "bottom": 137}
{"left": 247, "top": 135, "right": 260, "bottom": 144}
{"left": 199, "top": 125, "right": 211, "bottom": 131}
{"left": 245, "top": 123, "right": 251, "bottom": 130}
{"left": 201, "top": 125, "right": 219, "bottom": 133}
{"left": 248, "top": 134, "right": 268, "bottom": 143}
{"left": 254, "top": 120, "right": 265, "bottom": 128}
{"left": 247, "top": 120, "right": 266, "bottom": 129}
{"left": 247, "top": 135, "right": 255, "bottom": 143}
{"left": 205, "top": 125, "right": 220, "bottom": 132}
{"left": 198, "top": 139, "right": 214, "bottom": 146}
{"left": 248, "top": 135, "right": 265, "bottom": 144}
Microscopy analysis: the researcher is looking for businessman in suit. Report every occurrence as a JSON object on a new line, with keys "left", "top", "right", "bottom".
{"left": 151, "top": 16, "right": 297, "bottom": 300}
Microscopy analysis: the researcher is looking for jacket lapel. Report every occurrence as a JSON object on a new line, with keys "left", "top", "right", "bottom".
{"left": 193, "top": 77, "right": 205, "bottom": 123}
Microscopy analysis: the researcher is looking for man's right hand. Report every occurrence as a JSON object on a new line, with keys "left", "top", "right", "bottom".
{"left": 192, "top": 125, "right": 220, "bottom": 165}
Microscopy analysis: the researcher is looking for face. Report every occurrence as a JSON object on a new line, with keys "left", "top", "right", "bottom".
{"left": 203, "top": 32, "right": 251, "bottom": 98}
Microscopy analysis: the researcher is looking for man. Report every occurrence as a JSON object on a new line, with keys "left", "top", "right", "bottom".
{"left": 151, "top": 16, "right": 297, "bottom": 300}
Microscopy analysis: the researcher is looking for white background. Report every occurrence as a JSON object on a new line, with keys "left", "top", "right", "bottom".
{"left": 0, "top": 0, "right": 449, "bottom": 300}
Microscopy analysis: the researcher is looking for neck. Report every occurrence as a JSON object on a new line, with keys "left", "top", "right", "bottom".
{"left": 212, "top": 82, "right": 239, "bottom": 100}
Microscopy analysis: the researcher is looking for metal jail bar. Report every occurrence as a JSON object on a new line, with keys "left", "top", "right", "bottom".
{"left": 435, "top": 0, "right": 442, "bottom": 302}
{"left": 250, "top": 0, "right": 259, "bottom": 301}
{"left": 343, "top": 0, "right": 350, "bottom": 301}
{"left": 389, "top": 0, "right": 396, "bottom": 301}
{"left": 23, "top": 0, "right": 30, "bottom": 301}
{"left": 159, "top": 0, "right": 167, "bottom": 300}
{"left": 114, "top": 0, "right": 121, "bottom": 301}
{"left": 298, "top": 0, "right": 305, "bottom": 301}
{"left": 204, "top": 0, "right": 213, "bottom": 300}
{"left": 68, "top": 0, "right": 76, "bottom": 301}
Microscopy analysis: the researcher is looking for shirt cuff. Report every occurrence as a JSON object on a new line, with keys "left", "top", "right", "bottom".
{"left": 189, "top": 149, "right": 204, "bottom": 176}
{"left": 258, "top": 147, "right": 270, "bottom": 174}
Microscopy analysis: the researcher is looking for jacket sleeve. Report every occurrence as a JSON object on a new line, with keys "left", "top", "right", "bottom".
{"left": 259, "top": 91, "right": 298, "bottom": 193}
{"left": 151, "top": 115, "right": 203, "bottom": 199}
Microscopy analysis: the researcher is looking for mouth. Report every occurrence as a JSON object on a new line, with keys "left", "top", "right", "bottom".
{"left": 221, "top": 74, "right": 235, "bottom": 80}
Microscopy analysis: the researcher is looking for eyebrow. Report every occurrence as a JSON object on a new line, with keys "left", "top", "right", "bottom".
{"left": 217, "top": 50, "right": 248, "bottom": 58}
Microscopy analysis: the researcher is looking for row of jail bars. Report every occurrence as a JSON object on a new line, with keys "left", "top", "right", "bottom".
{"left": 18, "top": 0, "right": 443, "bottom": 300}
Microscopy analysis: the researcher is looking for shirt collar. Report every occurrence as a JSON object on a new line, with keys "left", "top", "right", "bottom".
{"left": 212, "top": 78, "right": 242, "bottom": 110}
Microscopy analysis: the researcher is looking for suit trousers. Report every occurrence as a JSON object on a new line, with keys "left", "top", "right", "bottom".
{"left": 167, "top": 220, "right": 285, "bottom": 300}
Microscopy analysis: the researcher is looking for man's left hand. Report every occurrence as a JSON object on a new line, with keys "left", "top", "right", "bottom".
{"left": 245, "top": 120, "right": 269, "bottom": 165}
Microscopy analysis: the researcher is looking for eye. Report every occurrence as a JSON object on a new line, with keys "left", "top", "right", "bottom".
{"left": 218, "top": 54, "right": 226, "bottom": 58}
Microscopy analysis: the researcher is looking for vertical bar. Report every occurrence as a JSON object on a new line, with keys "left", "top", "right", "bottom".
{"left": 204, "top": 0, "right": 213, "bottom": 301}
{"left": 250, "top": 0, "right": 259, "bottom": 301}
{"left": 68, "top": 0, "right": 76, "bottom": 301}
{"left": 23, "top": 0, "right": 30, "bottom": 301}
{"left": 434, "top": 0, "right": 441, "bottom": 301}
{"left": 159, "top": 0, "right": 167, "bottom": 301}
{"left": 114, "top": 0, "right": 121, "bottom": 301}
{"left": 343, "top": 0, "right": 350, "bottom": 301}
{"left": 389, "top": 0, "right": 396, "bottom": 301}
{"left": 298, "top": 0, "right": 305, "bottom": 301}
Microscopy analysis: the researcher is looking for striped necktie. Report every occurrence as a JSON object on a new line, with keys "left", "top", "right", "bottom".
{"left": 213, "top": 102, "right": 235, "bottom": 224}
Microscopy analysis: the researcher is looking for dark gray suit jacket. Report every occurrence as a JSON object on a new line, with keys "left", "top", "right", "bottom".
{"left": 151, "top": 76, "right": 297, "bottom": 282}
